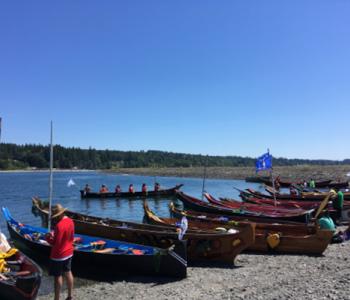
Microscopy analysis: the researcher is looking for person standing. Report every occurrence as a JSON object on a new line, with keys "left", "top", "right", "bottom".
{"left": 46, "top": 204, "right": 75, "bottom": 300}
{"left": 333, "top": 189, "right": 344, "bottom": 225}
{"left": 309, "top": 178, "right": 316, "bottom": 189}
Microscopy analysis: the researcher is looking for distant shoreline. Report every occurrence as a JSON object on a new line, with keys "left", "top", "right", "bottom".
{"left": 0, "top": 169, "right": 94, "bottom": 173}
{"left": 1, "top": 165, "right": 350, "bottom": 181}
{"left": 104, "top": 165, "right": 350, "bottom": 181}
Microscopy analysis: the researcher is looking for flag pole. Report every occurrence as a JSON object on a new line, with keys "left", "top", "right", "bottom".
{"left": 0, "top": 118, "right": 2, "bottom": 235}
{"left": 201, "top": 155, "right": 208, "bottom": 201}
{"left": 47, "top": 121, "right": 54, "bottom": 231}
{"left": 268, "top": 150, "right": 277, "bottom": 207}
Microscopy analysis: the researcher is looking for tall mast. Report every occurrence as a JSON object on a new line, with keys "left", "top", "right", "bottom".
{"left": 201, "top": 155, "right": 208, "bottom": 201}
{"left": 47, "top": 121, "right": 54, "bottom": 231}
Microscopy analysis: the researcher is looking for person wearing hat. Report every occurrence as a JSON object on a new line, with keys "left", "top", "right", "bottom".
{"left": 45, "top": 204, "right": 75, "bottom": 300}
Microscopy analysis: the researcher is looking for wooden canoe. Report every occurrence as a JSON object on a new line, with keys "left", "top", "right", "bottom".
{"left": 204, "top": 193, "right": 310, "bottom": 214}
{"left": 32, "top": 198, "right": 255, "bottom": 266}
{"left": 265, "top": 179, "right": 332, "bottom": 188}
{"left": 177, "top": 191, "right": 312, "bottom": 223}
{"left": 3, "top": 207, "right": 187, "bottom": 278}
{"left": 80, "top": 184, "right": 183, "bottom": 199}
{"left": 245, "top": 176, "right": 271, "bottom": 183}
{"left": 0, "top": 236, "right": 41, "bottom": 300}
{"left": 327, "top": 181, "right": 349, "bottom": 189}
{"left": 243, "top": 188, "right": 350, "bottom": 202}
{"left": 146, "top": 202, "right": 333, "bottom": 255}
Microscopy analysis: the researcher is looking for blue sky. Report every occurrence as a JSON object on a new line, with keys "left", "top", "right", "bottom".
{"left": 1, "top": 1, "right": 349, "bottom": 160}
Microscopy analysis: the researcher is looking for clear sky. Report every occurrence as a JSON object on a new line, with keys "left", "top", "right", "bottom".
{"left": 1, "top": 1, "right": 349, "bottom": 160}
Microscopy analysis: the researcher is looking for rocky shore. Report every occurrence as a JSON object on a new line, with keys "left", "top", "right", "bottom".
{"left": 107, "top": 165, "right": 350, "bottom": 182}
{"left": 37, "top": 240, "right": 350, "bottom": 300}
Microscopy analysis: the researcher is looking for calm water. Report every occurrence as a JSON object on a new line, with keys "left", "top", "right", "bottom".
{"left": 0, "top": 171, "right": 263, "bottom": 233}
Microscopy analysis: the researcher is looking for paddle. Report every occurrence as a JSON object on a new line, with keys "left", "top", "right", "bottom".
{"left": 313, "top": 192, "right": 334, "bottom": 221}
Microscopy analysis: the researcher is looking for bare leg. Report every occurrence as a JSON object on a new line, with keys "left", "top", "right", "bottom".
{"left": 64, "top": 271, "right": 74, "bottom": 299}
{"left": 54, "top": 275, "right": 63, "bottom": 300}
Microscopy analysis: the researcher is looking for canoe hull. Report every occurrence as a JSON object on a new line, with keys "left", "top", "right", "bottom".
{"left": 32, "top": 198, "right": 254, "bottom": 266}
{"left": 0, "top": 252, "right": 41, "bottom": 300}
{"left": 167, "top": 205, "right": 333, "bottom": 255}
{"left": 177, "top": 192, "right": 311, "bottom": 223}
{"left": 4, "top": 210, "right": 187, "bottom": 279}
{"left": 80, "top": 184, "right": 183, "bottom": 199}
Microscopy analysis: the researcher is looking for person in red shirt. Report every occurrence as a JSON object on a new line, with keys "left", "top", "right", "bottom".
{"left": 128, "top": 184, "right": 135, "bottom": 193}
{"left": 99, "top": 184, "right": 109, "bottom": 193}
{"left": 46, "top": 204, "right": 75, "bottom": 300}
{"left": 142, "top": 183, "right": 148, "bottom": 194}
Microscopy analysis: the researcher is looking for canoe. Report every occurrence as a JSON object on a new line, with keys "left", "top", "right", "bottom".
{"left": 245, "top": 176, "right": 271, "bottom": 183}
{"left": 327, "top": 181, "right": 349, "bottom": 189}
{"left": 265, "top": 179, "right": 332, "bottom": 188}
{"left": 80, "top": 184, "right": 183, "bottom": 199}
{"left": 158, "top": 203, "right": 333, "bottom": 255}
{"left": 241, "top": 196, "right": 321, "bottom": 210}
{"left": 3, "top": 207, "right": 187, "bottom": 279}
{"left": 31, "top": 198, "right": 255, "bottom": 266}
{"left": 243, "top": 188, "right": 350, "bottom": 202}
{"left": 279, "top": 179, "right": 332, "bottom": 188}
{"left": 204, "top": 193, "right": 310, "bottom": 214}
{"left": 176, "top": 191, "right": 312, "bottom": 223}
{"left": 0, "top": 235, "right": 41, "bottom": 300}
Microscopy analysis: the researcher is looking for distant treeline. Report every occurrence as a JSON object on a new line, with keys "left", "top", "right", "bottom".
{"left": 0, "top": 143, "right": 349, "bottom": 170}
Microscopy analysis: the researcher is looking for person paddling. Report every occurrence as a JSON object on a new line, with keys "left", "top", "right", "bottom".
{"left": 154, "top": 182, "right": 161, "bottom": 192}
{"left": 99, "top": 184, "right": 109, "bottom": 193}
{"left": 45, "top": 204, "right": 75, "bottom": 300}
{"left": 142, "top": 183, "right": 148, "bottom": 194}
{"left": 115, "top": 184, "right": 121, "bottom": 193}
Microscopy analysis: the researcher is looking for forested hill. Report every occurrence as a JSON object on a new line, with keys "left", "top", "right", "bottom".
{"left": 0, "top": 143, "right": 349, "bottom": 170}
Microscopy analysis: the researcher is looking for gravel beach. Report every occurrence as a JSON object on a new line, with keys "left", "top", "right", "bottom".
{"left": 37, "top": 240, "right": 350, "bottom": 300}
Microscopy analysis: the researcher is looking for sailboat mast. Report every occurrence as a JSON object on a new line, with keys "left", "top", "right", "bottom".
{"left": 47, "top": 121, "right": 54, "bottom": 231}
{"left": 201, "top": 155, "right": 208, "bottom": 201}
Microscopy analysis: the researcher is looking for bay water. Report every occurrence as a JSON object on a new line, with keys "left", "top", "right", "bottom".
{"left": 0, "top": 171, "right": 263, "bottom": 232}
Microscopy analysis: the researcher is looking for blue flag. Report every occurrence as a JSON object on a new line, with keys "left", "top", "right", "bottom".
{"left": 256, "top": 152, "right": 272, "bottom": 173}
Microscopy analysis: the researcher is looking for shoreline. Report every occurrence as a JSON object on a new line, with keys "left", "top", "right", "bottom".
{"left": 0, "top": 169, "right": 95, "bottom": 173}
{"left": 1, "top": 165, "right": 350, "bottom": 181}
{"left": 104, "top": 165, "right": 350, "bottom": 182}
{"left": 37, "top": 241, "right": 350, "bottom": 300}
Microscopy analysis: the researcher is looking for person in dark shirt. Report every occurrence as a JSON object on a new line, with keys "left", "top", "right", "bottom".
{"left": 154, "top": 182, "right": 161, "bottom": 192}
{"left": 83, "top": 184, "right": 91, "bottom": 193}
{"left": 115, "top": 184, "right": 121, "bottom": 193}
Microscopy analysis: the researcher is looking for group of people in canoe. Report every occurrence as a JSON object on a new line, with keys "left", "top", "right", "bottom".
{"left": 83, "top": 182, "right": 162, "bottom": 194}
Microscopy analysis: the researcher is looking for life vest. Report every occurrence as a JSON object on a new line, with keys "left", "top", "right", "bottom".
{"left": 0, "top": 248, "right": 18, "bottom": 273}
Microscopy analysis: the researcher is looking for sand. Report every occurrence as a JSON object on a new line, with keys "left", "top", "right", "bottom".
{"left": 37, "top": 240, "right": 350, "bottom": 300}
